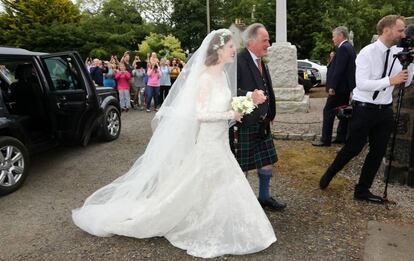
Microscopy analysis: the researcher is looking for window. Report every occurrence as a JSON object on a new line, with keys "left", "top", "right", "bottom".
{"left": 44, "top": 56, "right": 83, "bottom": 91}
{"left": 298, "top": 61, "right": 311, "bottom": 68}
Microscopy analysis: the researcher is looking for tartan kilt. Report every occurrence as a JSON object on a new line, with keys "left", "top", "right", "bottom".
{"left": 232, "top": 124, "right": 278, "bottom": 171}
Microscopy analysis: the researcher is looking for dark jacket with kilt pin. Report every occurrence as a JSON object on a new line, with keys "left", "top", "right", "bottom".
{"left": 231, "top": 48, "right": 278, "bottom": 171}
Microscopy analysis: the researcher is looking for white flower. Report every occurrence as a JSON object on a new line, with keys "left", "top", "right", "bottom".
{"left": 213, "top": 31, "right": 232, "bottom": 51}
{"left": 231, "top": 96, "right": 256, "bottom": 114}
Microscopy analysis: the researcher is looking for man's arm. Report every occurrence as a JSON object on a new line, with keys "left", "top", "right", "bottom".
{"left": 355, "top": 50, "right": 391, "bottom": 91}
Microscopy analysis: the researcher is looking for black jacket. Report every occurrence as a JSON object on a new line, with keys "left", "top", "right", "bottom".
{"left": 326, "top": 41, "right": 356, "bottom": 94}
{"left": 89, "top": 66, "right": 104, "bottom": 86}
{"left": 237, "top": 48, "right": 276, "bottom": 127}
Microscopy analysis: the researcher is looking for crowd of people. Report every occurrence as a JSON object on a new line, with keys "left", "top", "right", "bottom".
{"left": 85, "top": 51, "right": 185, "bottom": 112}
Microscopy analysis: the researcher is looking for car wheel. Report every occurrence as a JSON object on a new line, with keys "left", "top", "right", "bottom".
{"left": 0, "top": 136, "right": 29, "bottom": 196}
{"left": 101, "top": 105, "right": 121, "bottom": 141}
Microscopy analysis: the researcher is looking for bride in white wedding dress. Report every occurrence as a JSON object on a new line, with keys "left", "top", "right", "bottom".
{"left": 72, "top": 29, "right": 276, "bottom": 258}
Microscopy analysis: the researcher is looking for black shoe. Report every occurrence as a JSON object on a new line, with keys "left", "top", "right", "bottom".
{"left": 258, "top": 197, "right": 287, "bottom": 211}
{"left": 312, "top": 140, "right": 331, "bottom": 147}
{"left": 332, "top": 139, "right": 345, "bottom": 144}
{"left": 319, "top": 170, "right": 336, "bottom": 189}
{"left": 354, "top": 191, "right": 385, "bottom": 204}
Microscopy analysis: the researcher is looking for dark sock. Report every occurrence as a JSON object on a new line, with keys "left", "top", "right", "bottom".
{"left": 258, "top": 168, "right": 272, "bottom": 201}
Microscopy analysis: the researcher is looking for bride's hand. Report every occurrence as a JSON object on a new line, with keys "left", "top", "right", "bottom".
{"left": 234, "top": 111, "right": 243, "bottom": 122}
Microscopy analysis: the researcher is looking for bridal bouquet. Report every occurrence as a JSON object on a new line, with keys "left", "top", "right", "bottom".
{"left": 231, "top": 96, "right": 256, "bottom": 114}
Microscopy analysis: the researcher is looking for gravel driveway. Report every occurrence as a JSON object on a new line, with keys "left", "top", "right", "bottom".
{"left": 0, "top": 109, "right": 413, "bottom": 260}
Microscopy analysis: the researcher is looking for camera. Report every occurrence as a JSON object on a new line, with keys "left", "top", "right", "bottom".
{"left": 394, "top": 24, "right": 414, "bottom": 68}
{"left": 153, "top": 64, "right": 158, "bottom": 69}
{"left": 394, "top": 37, "right": 414, "bottom": 67}
{"left": 397, "top": 37, "right": 414, "bottom": 48}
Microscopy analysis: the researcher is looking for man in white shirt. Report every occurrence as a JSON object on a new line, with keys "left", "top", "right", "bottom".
{"left": 319, "top": 15, "right": 414, "bottom": 204}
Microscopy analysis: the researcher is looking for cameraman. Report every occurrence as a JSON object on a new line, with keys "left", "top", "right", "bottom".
{"left": 319, "top": 15, "right": 414, "bottom": 204}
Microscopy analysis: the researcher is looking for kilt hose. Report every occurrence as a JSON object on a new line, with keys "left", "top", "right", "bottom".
{"left": 230, "top": 123, "right": 278, "bottom": 172}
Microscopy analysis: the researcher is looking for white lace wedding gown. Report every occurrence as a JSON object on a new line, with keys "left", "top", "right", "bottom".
{"left": 72, "top": 72, "right": 276, "bottom": 258}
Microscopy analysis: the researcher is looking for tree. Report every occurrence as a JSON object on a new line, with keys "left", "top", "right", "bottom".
{"left": 0, "top": 0, "right": 81, "bottom": 51}
{"left": 76, "top": 0, "right": 149, "bottom": 58}
{"left": 170, "top": 0, "right": 229, "bottom": 52}
{"left": 170, "top": 0, "right": 208, "bottom": 52}
{"left": 311, "top": 0, "right": 414, "bottom": 62}
{"left": 137, "top": 33, "right": 186, "bottom": 61}
{"left": 134, "top": 0, "right": 173, "bottom": 24}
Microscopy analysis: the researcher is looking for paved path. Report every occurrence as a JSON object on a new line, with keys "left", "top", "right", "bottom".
{"left": 364, "top": 221, "right": 414, "bottom": 261}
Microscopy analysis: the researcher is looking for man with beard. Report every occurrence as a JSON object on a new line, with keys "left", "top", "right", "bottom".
{"left": 319, "top": 15, "right": 414, "bottom": 204}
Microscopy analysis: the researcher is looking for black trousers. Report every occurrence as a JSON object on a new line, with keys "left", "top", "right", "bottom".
{"left": 327, "top": 104, "right": 394, "bottom": 192}
{"left": 321, "top": 93, "right": 350, "bottom": 143}
{"left": 159, "top": 85, "right": 170, "bottom": 105}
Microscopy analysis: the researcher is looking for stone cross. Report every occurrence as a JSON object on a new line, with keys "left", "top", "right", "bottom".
{"left": 267, "top": 0, "right": 310, "bottom": 113}
{"left": 276, "top": 0, "right": 287, "bottom": 42}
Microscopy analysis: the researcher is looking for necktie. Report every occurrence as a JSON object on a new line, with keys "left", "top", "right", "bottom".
{"left": 256, "top": 58, "right": 262, "bottom": 75}
{"left": 372, "top": 49, "right": 390, "bottom": 100}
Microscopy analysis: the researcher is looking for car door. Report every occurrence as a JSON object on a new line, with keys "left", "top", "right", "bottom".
{"left": 40, "top": 53, "right": 94, "bottom": 141}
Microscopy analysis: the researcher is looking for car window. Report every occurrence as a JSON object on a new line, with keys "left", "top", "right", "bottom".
{"left": 0, "top": 64, "right": 16, "bottom": 83}
{"left": 298, "top": 62, "right": 305, "bottom": 67}
{"left": 43, "top": 56, "right": 83, "bottom": 91}
{"left": 298, "top": 61, "right": 311, "bottom": 67}
{"left": 310, "top": 60, "right": 321, "bottom": 65}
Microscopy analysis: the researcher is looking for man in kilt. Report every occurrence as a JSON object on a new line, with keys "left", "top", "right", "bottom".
{"left": 230, "top": 23, "right": 286, "bottom": 211}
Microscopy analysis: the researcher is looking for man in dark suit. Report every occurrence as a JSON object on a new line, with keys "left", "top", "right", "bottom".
{"left": 230, "top": 23, "right": 286, "bottom": 211}
{"left": 313, "top": 26, "right": 356, "bottom": 146}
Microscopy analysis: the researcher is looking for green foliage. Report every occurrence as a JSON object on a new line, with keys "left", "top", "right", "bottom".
{"left": 0, "top": 0, "right": 81, "bottom": 51}
{"left": 89, "top": 48, "right": 109, "bottom": 59}
{"left": 170, "top": 0, "right": 208, "bottom": 52}
{"left": 137, "top": 33, "right": 186, "bottom": 61}
{"left": 0, "top": 0, "right": 150, "bottom": 59}
{"left": 76, "top": 0, "right": 148, "bottom": 58}
{"left": 308, "top": 0, "right": 414, "bottom": 62}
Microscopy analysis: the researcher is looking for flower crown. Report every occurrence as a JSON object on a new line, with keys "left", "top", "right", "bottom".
{"left": 212, "top": 31, "right": 232, "bottom": 51}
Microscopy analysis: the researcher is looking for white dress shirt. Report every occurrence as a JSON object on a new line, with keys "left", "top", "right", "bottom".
{"left": 338, "top": 39, "right": 347, "bottom": 48}
{"left": 352, "top": 39, "right": 414, "bottom": 104}
{"left": 245, "top": 49, "right": 261, "bottom": 97}
{"left": 248, "top": 49, "right": 260, "bottom": 68}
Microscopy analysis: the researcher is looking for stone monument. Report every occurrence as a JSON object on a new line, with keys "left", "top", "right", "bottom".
{"left": 267, "top": 0, "right": 310, "bottom": 113}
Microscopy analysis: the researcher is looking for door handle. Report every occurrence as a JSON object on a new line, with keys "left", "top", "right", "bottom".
{"left": 57, "top": 96, "right": 67, "bottom": 109}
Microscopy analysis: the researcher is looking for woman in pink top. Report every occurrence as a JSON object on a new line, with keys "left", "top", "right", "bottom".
{"left": 145, "top": 63, "right": 161, "bottom": 112}
{"left": 115, "top": 63, "right": 131, "bottom": 112}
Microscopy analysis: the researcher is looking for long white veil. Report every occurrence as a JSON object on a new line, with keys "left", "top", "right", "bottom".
{"left": 72, "top": 29, "right": 237, "bottom": 236}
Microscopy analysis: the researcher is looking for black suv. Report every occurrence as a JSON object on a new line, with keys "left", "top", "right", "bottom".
{"left": 0, "top": 47, "right": 121, "bottom": 196}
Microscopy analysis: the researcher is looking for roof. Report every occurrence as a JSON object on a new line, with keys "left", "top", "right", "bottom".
{"left": 0, "top": 47, "right": 47, "bottom": 56}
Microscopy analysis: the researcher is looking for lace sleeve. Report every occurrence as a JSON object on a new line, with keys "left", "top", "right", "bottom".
{"left": 196, "top": 79, "right": 235, "bottom": 122}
